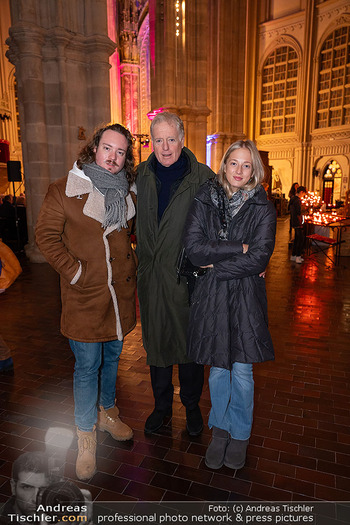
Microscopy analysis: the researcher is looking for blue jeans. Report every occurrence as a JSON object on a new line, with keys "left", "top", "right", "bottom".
{"left": 69, "top": 339, "right": 123, "bottom": 431}
{"left": 208, "top": 362, "right": 254, "bottom": 440}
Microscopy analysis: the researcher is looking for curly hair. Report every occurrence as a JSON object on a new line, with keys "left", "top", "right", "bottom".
{"left": 76, "top": 123, "right": 136, "bottom": 184}
{"left": 217, "top": 140, "right": 265, "bottom": 198}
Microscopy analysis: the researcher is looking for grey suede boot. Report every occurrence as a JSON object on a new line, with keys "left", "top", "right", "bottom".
{"left": 224, "top": 438, "right": 249, "bottom": 469}
{"left": 205, "top": 427, "right": 230, "bottom": 469}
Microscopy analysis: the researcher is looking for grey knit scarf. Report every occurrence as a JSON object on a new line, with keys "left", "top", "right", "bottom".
{"left": 210, "top": 178, "right": 258, "bottom": 240}
{"left": 82, "top": 162, "right": 129, "bottom": 229}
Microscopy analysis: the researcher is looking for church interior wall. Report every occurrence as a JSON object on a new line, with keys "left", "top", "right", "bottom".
{"left": 270, "top": 159, "right": 294, "bottom": 198}
{"left": 1, "top": 0, "right": 350, "bottom": 259}
{"left": 0, "top": 0, "right": 22, "bottom": 196}
{"left": 255, "top": 0, "right": 350, "bottom": 200}
{"left": 206, "top": 0, "right": 247, "bottom": 172}
{"left": 269, "top": 0, "right": 306, "bottom": 20}
{"left": 4, "top": 0, "right": 116, "bottom": 260}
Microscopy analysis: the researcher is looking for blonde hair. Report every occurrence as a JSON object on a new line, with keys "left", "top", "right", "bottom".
{"left": 217, "top": 140, "right": 264, "bottom": 198}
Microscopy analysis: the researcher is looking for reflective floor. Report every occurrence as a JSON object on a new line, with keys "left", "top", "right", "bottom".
{"left": 1, "top": 217, "right": 350, "bottom": 503}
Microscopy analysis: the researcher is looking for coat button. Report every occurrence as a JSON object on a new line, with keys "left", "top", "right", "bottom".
{"left": 111, "top": 280, "right": 115, "bottom": 285}
{"left": 126, "top": 276, "right": 131, "bottom": 282}
{"left": 127, "top": 253, "right": 131, "bottom": 259}
{"left": 110, "top": 257, "right": 115, "bottom": 262}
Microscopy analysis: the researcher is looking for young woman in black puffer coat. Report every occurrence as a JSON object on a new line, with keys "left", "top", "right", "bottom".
{"left": 183, "top": 140, "right": 276, "bottom": 470}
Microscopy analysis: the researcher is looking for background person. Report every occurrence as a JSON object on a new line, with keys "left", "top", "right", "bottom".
{"left": 289, "top": 185, "right": 307, "bottom": 264}
{"left": 288, "top": 182, "right": 299, "bottom": 240}
{"left": 36, "top": 123, "right": 137, "bottom": 480}
{"left": 0, "top": 195, "right": 16, "bottom": 245}
{"left": 136, "top": 112, "right": 214, "bottom": 435}
{"left": 288, "top": 182, "right": 299, "bottom": 199}
{"left": 183, "top": 140, "right": 276, "bottom": 470}
{"left": 0, "top": 195, "right": 14, "bottom": 217}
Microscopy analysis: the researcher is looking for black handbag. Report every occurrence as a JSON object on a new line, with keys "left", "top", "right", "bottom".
{"left": 176, "top": 247, "right": 208, "bottom": 301}
{"left": 176, "top": 247, "right": 208, "bottom": 282}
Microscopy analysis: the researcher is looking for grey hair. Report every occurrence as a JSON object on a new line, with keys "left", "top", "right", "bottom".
{"left": 217, "top": 140, "right": 265, "bottom": 198}
{"left": 150, "top": 112, "right": 185, "bottom": 141}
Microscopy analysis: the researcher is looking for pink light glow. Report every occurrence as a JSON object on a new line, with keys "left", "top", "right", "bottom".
{"left": 149, "top": 1, "right": 156, "bottom": 75}
{"left": 107, "top": 0, "right": 122, "bottom": 123}
{"left": 147, "top": 107, "right": 165, "bottom": 120}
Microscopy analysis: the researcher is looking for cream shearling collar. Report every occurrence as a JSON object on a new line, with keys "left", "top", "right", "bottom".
{"left": 65, "top": 162, "right": 136, "bottom": 227}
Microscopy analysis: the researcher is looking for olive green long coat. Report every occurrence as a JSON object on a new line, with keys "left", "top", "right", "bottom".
{"left": 136, "top": 147, "right": 214, "bottom": 367}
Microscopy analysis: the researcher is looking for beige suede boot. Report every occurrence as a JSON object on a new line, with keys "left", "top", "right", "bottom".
{"left": 97, "top": 405, "right": 133, "bottom": 441}
{"left": 76, "top": 426, "right": 97, "bottom": 481}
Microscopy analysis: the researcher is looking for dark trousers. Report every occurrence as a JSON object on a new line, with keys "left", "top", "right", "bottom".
{"left": 292, "top": 227, "right": 304, "bottom": 256}
{"left": 150, "top": 363, "right": 204, "bottom": 412}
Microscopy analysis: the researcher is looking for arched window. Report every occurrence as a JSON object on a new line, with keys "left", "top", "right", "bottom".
{"left": 260, "top": 46, "right": 298, "bottom": 135}
{"left": 316, "top": 26, "right": 350, "bottom": 128}
{"left": 322, "top": 160, "right": 343, "bottom": 205}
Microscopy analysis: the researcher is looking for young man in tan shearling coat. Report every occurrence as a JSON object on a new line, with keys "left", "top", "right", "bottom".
{"left": 36, "top": 124, "right": 137, "bottom": 481}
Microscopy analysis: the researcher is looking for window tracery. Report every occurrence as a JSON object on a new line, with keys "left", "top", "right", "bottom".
{"left": 316, "top": 25, "right": 350, "bottom": 128}
{"left": 260, "top": 46, "right": 298, "bottom": 135}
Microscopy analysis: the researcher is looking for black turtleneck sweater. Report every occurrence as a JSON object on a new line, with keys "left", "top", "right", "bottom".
{"left": 155, "top": 151, "right": 189, "bottom": 220}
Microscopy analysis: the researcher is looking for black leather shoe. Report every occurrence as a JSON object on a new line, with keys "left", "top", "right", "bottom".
{"left": 144, "top": 408, "right": 172, "bottom": 434}
{"left": 186, "top": 405, "right": 203, "bottom": 436}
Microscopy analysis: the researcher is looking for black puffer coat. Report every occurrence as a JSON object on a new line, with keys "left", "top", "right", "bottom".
{"left": 183, "top": 180, "right": 276, "bottom": 370}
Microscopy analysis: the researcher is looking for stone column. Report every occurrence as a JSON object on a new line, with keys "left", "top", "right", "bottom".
{"left": 86, "top": 34, "right": 116, "bottom": 126}
{"left": 298, "top": 0, "right": 316, "bottom": 187}
{"left": 49, "top": 29, "right": 71, "bottom": 178}
{"left": 118, "top": 1, "right": 141, "bottom": 135}
{"left": 149, "top": 0, "right": 210, "bottom": 162}
{"left": 244, "top": 0, "right": 260, "bottom": 139}
{"left": 6, "top": 1, "right": 116, "bottom": 261}
{"left": 120, "top": 63, "right": 139, "bottom": 134}
{"left": 206, "top": 0, "right": 247, "bottom": 169}
{"left": 6, "top": 23, "right": 50, "bottom": 261}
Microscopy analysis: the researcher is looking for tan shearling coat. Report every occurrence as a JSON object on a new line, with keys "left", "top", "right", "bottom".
{"left": 35, "top": 163, "right": 137, "bottom": 342}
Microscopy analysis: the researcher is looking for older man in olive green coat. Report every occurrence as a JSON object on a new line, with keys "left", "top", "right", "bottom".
{"left": 136, "top": 112, "right": 214, "bottom": 436}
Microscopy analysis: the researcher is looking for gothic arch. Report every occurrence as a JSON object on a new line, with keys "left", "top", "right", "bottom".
{"left": 258, "top": 35, "right": 303, "bottom": 72}
{"left": 316, "top": 154, "right": 349, "bottom": 177}
{"left": 256, "top": 36, "right": 303, "bottom": 138}
{"left": 311, "top": 18, "right": 350, "bottom": 131}
{"left": 314, "top": 154, "right": 350, "bottom": 202}
{"left": 314, "top": 13, "right": 350, "bottom": 58}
